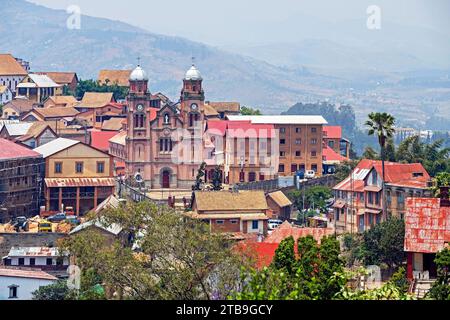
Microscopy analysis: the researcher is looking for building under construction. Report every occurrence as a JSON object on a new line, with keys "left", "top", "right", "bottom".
{"left": 0, "top": 138, "right": 44, "bottom": 223}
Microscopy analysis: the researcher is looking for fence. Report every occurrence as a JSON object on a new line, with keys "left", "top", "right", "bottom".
{"left": 236, "top": 174, "right": 337, "bottom": 192}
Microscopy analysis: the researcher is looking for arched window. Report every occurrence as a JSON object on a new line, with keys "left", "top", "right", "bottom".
{"left": 134, "top": 114, "right": 145, "bottom": 128}
{"left": 164, "top": 113, "right": 170, "bottom": 125}
{"left": 189, "top": 113, "right": 199, "bottom": 127}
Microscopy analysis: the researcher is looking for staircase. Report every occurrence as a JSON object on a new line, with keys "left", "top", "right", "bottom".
{"left": 410, "top": 279, "right": 435, "bottom": 299}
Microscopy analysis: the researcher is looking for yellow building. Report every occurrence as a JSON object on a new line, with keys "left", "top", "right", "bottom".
{"left": 34, "top": 138, "right": 115, "bottom": 216}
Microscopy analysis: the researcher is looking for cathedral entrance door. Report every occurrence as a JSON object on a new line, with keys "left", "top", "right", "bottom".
{"left": 162, "top": 170, "right": 170, "bottom": 189}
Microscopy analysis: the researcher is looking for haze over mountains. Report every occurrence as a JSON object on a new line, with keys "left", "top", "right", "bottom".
{"left": 1, "top": 0, "right": 450, "bottom": 129}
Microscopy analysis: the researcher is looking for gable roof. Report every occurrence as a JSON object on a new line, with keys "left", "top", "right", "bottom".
{"left": 0, "top": 138, "right": 42, "bottom": 160}
{"left": 90, "top": 130, "right": 118, "bottom": 152}
{"left": 267, "top": 191, "right": 292, "bottom": 208}
{"left": 109, "top": 131, "right": 126, "bottom": 146}
{"left": 18, "top": 74, "right": 60, "bottom": 88}
{"left": 98, "top": 70, "right": 131, "bottom": 87}
{"left": 16, "top": 122, "right": 56, "bottom": 142}
{"left": 37, "top": 72, "right": 78, "bottom": 85}
{"left": 1, "top": 122, "right": 33, "bottom": 136}
{"left": 70, "top": 217, "right": 123, "bottom": 236}
{"left": 0, "top": 54, "right": 28, "bottom": 76}
{"left": 45, "top": 95, "right": 79, "bottom": 107}
{"left": 29, "top": 107, "right": 80, "bottom": 119}
{"left": 79, "top": 92, "right": 114, "bottom": 109}
{"left": 206, "top": 102, "right": 241, "bottom": 113}
{"left": 0, "top": 268, "right": 57, "bottom": 281}
{"left": 323, "top": 145, "right": 346, "bottom": 163}
{"left": 194, "top": 191, "right": 268, "bottom": 211}
{"left": 3, "top": 98, "right": 35, "bottom": 114}
{"left": 33, "top": 137, "right": 80, "bottom": 158}
{"left": 0, "top": 85, "right": 11, "bottom": 94}
{"left": 102, "top": 117, "right": 125, "bottom": 131}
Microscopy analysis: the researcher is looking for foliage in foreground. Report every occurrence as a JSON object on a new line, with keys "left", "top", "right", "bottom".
{"left": 428, "top": 248, "right": 450, "bottom": 300}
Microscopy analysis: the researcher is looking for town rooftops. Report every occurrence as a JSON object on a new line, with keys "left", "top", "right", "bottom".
{"left": 267, "top": 191, "right": 292, "bottom": 208}
{"left": 45, "top": 95, "right": 79, "bottom": 107}
{"left": 17, "top": 74, "right": 61, "bottom": 88}
{"left": 36, "top": 72, "right": 78, "bottom": 85}
{"left": 3, "top": 98, "right": 36, "bottom": 114}
{"left": 29, "top": 106, "right": 80, "bottom": 119}
{"left": 0, "top": 54, "right": 28, "bottom": 76}
{"left": 102, "top": 117, "right": 126, "bottom": 131}
{"left": 109, "top": 131, "right": 127, "bottom": 146}
{"left": 0, "top": 267, "right": 58, "bottom": 281}
{"left": 1, "top": 122, "right": 33, "bottom": 136}
{"left": 91, "top": 130, "right": 119, "bottom": 152}
{"left": 16, "top": 122, "right": 55, "bottom": 142}
{"left": 194, "top": 190, "right": 268, "bottom": 212}
{"left": 404, "top": 197, "right": 450, "bottom": 254}
{"left": 227, "top": 115, "right": 328, "bottom": 125}
{"left": 206, "top": 102, "right": 241, "bottom": 113}
{"left": 98, "top": 70, "right": 132, "bottom": 86}
{"left": 323, "top": 145, "right": 346, "bottom": 163}
{"left": 33, "top": 137, "right": 80, "bottom": 158}
{"left": 70, "top": 218, "right": 123, "bottom": 236}
{"left": 323, "top": 126, "right": 342, "bottom": 139}
{"left": 0, "top": 138, "right": 42, "bottom": 160}
{"left": 0, "top": 85, "right": 10, "bottom": 94}
{"left": 207, "top": 120, "right": 276, "bottom": 138}
{"left": 264, "top": 221, "right": 334, "bottom": 244}
{"left": 79, "top": 92, "right": 114, "bottom": 108}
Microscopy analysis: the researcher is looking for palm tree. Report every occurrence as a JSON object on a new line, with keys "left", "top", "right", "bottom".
{"left": 365, "top": 112, "right": 396, "bottom": 220}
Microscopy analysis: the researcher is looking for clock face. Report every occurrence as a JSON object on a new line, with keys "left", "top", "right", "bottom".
{"left": 191, "top": 103, "right": 198, "bottom": 111}
{"left": 136, "top": 104, "right": 144, "bottom": 112}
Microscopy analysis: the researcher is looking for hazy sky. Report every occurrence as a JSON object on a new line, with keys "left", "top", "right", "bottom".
{"left": 29, "top": 0, "right": 450, "bottom": 46}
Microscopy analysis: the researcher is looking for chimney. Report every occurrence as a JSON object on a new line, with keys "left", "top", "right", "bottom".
{"left": 440, "top": 186, "right": 450, "bottom": 207}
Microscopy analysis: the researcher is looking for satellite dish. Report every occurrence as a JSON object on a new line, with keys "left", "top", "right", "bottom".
{"left": 134, "top": 172, "right": 143, "bottom": 183}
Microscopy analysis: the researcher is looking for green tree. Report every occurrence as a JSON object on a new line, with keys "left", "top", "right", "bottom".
{"left": 271, "top": 236, "right": 296, "bottom": 275}
{"left": 334, "top": 160, "right": 359, "bottom": 183}
{"left": 365, "top": 112, "right": 396, "bottom": 219}
{"left": 211, "top": 165, "right": 223, "bottom": 191}
{"left": 75, "top": 79, "right": 129, "bottom": 101}
{"left": 32, "top": 280, "right": 75, "bottom": 300}
{"left": 361, "top": 218, "right": 405, "bottom": 269}
{"left": 431, "top": 172, "right": 450, "bottom": 197}
{"left": 240, "top": 106, "right": 262, "bottom": 115}
{"left": 389, "top": 267, "right": 409, "bottom": 294}
{"left": 288, "top": 186, "right": 332, "bottom": 214}
{"left": 385, "top": 139, "right": 396, "bottom": 162}
{"left": 362, "top": 146, "right": 379, "bottom": 160}
{"left": 428, "top": 248, "right": 450, "bottom": 300}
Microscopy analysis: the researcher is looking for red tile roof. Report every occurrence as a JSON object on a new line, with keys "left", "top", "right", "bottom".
{"left": 323, "top": 126, "right": 342, "bottom": 139}
{"left": 0, "top": 138, "right": 41, "bottom": 160}
{"left": 90, "top": 130, "right": 118, "bottom": 152}
{"left": 235, "top": 242, "right": 279, "bottom": 269}
{"left": 323, "top": 145, "right": 346, "bottom": 162}
{"left": 264, "top": 221, "right": 334, "bottom": 245}
{"left": 0, "top": 267, "right": 57, "bottom": 281}
{"left": 206, "top": 120, "right": 275, "bottom": 138}
{"left": 404, "top": 197, "right": 450, "bottom": 253}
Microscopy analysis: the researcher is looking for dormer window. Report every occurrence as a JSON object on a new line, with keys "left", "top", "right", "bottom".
{"left": 412, "top": 172, "right": 424, "bottom": 177}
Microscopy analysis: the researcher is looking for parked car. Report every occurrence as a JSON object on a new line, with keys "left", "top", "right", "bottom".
{"left": 12, "top": 216, "right": 28, "bottom": 232}
{"left": 305, "top": 170, "right": 316, "bottom": 179}
{"left": 268, "top": 219, "right": 283, "bottom": 231}
{"left": 38, "top": 220, "right": 52, "bottom": 233}
{"left": 47, "top": 212, "right": 67, "bottom": 223}
{"left": 65, "top": 215, "right": 81, "bottom": 225}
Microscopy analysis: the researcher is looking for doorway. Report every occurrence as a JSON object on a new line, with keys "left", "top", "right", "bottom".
{"left": 162, "top": 170, "right": 170, "bottom": 189}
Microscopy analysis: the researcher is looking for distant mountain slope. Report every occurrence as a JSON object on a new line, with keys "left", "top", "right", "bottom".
{"left": 0, "top": 0, "right": 347, "bottom": 113}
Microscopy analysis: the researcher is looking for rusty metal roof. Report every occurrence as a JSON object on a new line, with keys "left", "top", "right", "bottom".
{"left": 45, "top": 177, "right": 115, "bottom": 188}
{"left": 404, "top": 197, "right": 450, "bottom": 253}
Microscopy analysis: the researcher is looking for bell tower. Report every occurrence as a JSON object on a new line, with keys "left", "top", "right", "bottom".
{"left": 180, "top": 62, "right": 205, "bottom": 129}
{"left": 126, "top": 63, "right": 152, "bottom": 184}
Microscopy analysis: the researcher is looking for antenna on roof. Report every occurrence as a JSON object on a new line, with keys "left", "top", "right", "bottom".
{"left": 137, "top": 56, "right": 141, "bottom": 66}
{"left": 191, "top": 56, "right": 196, "bottom": 66}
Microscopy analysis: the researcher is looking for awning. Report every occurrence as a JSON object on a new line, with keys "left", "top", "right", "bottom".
{"left": 364, "top": 185, "right": 382, "bottom": 192}
{"left": 45, "top": 178, "right": 116, "bottom": 188}
{"left": 365, "top": 208, "right": 382, "bottom": 215}
{"left": 332, "top": 200, "right": 346, "bottom": 209}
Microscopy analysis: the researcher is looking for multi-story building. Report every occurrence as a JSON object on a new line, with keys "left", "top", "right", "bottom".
{"left": 34, "top": 137, "right": 115, "bottom": 216}
{"left": 332, "top": 159, "right": 431, "bottom": 234}
{"left": 0, "top": 122, "right": 57, "bottom": 148}
{"left": 0, "top": 138, "right": 44, "bottom": 223}
{"left": 227, "top": 115, "right": 328, "bottom": 177}
{"left": 0, "top": 54, "right": 28, "bottom": 95}
{"left": 2, "top": 247, "right": 69, "bottom": 272}
{"left": 16, "top": 74, "right": 62, "bottom": 103}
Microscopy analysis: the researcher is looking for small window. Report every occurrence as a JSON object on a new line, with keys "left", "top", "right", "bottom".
{"left": 278, "top": 164, "right": 285, "bottom": 173}
{"left": 311, "top": 138, "right": 317, "bottom": 145}
{"left": 18, "top": 258, "right": 24, "bottom": 266}
{"left": 291, "top": 164, "right": 298, "bottom": 172}
{"left": 279, "top": 151, "right": 286, "bottom": 157}
{"left": 280, "top": 139, "right": 286, "bottom": 145}
{"left": 252, "top": 220, "right": 259, "bottom": 229}
{"left": 311, "top": 151, "right": 317, "bottom": 157}
{"left": 97, "top": 162, "right": 105, "bottom": 174}
{"left": 279, "top": 127, "right": 286, "bottom": 134}
{"left": 9, "top": 286, "right": 18, "bottom": 299}
{"left": 295, "top": 151, "right": 301, "bottom": 157}
{"left": 295, "top": 139, "right": 301, "bottom": 145}
{"left": 46, "top": 258, "right": 53, "bottom": 266}
{"left": 295, "top": 128, "right": 301, "bottom": 133}
{"left": 54, "top": 162, "right": 62, "bottom": 174}
{"left": 216, "top": 220, "right": 224, "bottom": 225}
{"left": 230, "top": 219, "right": 238, "bottom": 224}
{"left": 75, "top": 162, "right": 83, "bottom": 174}
{"left": 311, "top": 127, "right": 317, "bottom": 133}
{"left": 29, "top": 258, "right": 35, "bottom": 266}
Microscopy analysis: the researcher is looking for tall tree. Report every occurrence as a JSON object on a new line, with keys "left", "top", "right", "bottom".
{"left": 240, "top": 106, "right": 262, "bottom": 115}
{"left": 365, "top": 112, "right": 396, "bottom": 220}
{"left": 211, "top": 165, "right": 223, "bottom": 191}
{"left": 362, "top": 146, "right": 379, "bottom": 160}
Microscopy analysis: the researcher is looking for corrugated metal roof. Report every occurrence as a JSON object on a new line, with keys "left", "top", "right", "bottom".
{"left": 33, "top": 137, "right": 80, "bottom": 158}
{"left": 227, "top": 115, "right": 328, "bottom": 125}
{"left": 69, "top": 218, "right": 123, "bottom": 236}
{"left": 6, "top": 246, "right": 61, "bottom": 257}
{"left": 404, "top": 197, "right": 450, "bottom": 253}
{"left": 18, "top": 74, "right": 61, "bottom": 88}
{"left": 0, "top": 138, "right": 42, "bottom": 160}
{"left": 44, "top": 178, "right": 116, "bottom": 188}
{"left": 2, "top": 122, "right": 33, "bottom": 136}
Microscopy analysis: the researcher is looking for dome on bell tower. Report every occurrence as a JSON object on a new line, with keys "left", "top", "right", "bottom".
{"left": 130, "top": 65, "right": 148, "bottom": 81}
{"left": 184, "top": 64, "right": 202, "bottom": 81}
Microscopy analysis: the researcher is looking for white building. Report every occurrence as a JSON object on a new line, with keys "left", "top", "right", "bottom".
{"left": 0, "top": 268, "right": 57, "bottom": 300}
{"left": 2, "top": 247, "right": 69, "bottom": 270}
{"left": 0, "top": 54, "right": 28, "bottom": 94}
{"left": 0, "top": 85, "right": 12, "bottom": 105}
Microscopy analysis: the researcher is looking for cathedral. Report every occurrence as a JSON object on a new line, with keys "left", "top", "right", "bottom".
{"left": 125, "top": 63, "right": 211, "bottom": 189}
